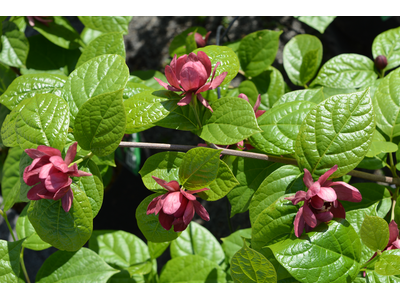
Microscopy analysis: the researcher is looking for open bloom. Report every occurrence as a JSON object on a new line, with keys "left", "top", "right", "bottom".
{"left": 285, "top": 165, "right": 362, "bottom": 237}
{"left": 23, "top": 142, "right": 92, "bottom": 213}
{"left": 146, "top": 176, "right": 210, "bottom": 232}
{"left": 26, "top": 16, "right": 53, "bottom": 27}
{"left": 154, "top": 51, "right": 227, "bottom": 112}
{"left": 188, "top": 31, "right": 211, "bottom": 47}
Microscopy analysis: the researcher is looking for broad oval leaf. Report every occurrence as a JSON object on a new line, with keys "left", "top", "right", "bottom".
{"left": 193, "top": 45, "right": 239, "bottom": 86}
{"left": 360, "top": 215, "right": 390, "bottom": 252}
{"left": 0, "top": 239, "right": 24, "bottom": 283}
{"left": 0, "top": 21, "right": 29, "bottom": 68}
{"left": 136, "top": 193, "right": 180, "bottom": 243}
{"left": 0, "top": 63, "right": 17, "bottom": 95}
{"left": 0, "top": 73, "right": 67, "bottom": 110}
{"left": 231, "top": 238, "right": 277, "bottom": 283}
{"left": 159, "top": 255, "right": 226, "bottom": 283}
{"left": 36, "top": 247, "right": 118, "bottom": 283}
{"left": 297, "top": 16, "right": 336, "bottom": 34}
{"left": 198, "top": 96, "right": 261, "bottom": 145}
{"left": 273, "top": 88, "right": 325, "bottom": 107}
{"left": 76, "top": 32, "right": 126, "bottom": 68}
{"left": 268, "top": 219, "right": 362, "bottom": 283}
{"left": 283, "top": 34, "right": 323, "bottom": 86}
{"left": 74, "top": 89, "right": 126, "bottom": 157}
{"left": 221, "top": 228, "right": 252, "bottom": 264}
{"left": 294, "top": 89, "right": 375, "bottom": 179}
{"left": 170, "top": 222, "right": 225, "bottom": 264}
{"left": 78, "top": 16, "right": 132, "bottom": 34}
{"left": 148, "top": 241, "right": 170, "bottom": 260}
{"left": 251, "top": 66, "right": 285, "bottom": 108}
{"left": 311, "top": 54, "right": 377, "bottom": 88}
{"left": 375, "top": 253, "right": 400, "bottom": 276}
{"left": 372, "top": 26, "right": 400, "bottom": 72}
{"left": 238, "top": 30, "right": 282, "bottom": 78}
{"left": 62, "top": 54, "right": 129, "bottom": 126}
{"left": 1, "top": 147, "right": 23, "bottom": 208}
{"left": 27, "top": 184, "right": 93, "bottom": 251}
{"left": 249, "top": 101, "right": 316, "bottom": 155}
{"left": 15, "top": 93, "right": 70, "bottom": 151}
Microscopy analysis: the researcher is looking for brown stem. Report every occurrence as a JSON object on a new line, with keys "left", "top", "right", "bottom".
{"left": 118, "top": 141, "right": 400, "bottom": 186}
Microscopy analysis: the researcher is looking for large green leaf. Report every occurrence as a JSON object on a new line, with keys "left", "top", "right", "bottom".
{"left": 0, "top": 239, "right": 24, "bottom": 283}
{"left": 227, "top": 156, "right": 282, "bottom": 217}
{"left": 311, "top": 54, "right": 377, "bottom": 88}
{"left": 238, "top": 30, "right": 281, "bottom": 78}
{"left": 283, "top": 34, "right": 323, "bottom": 86}
{"left": 139, "top": 151, "right": 185, "bottom": 192}
{"left": 89, "top": 230, "right": 150, "bottom": 274}
{"left": 27, "top": 184, "right": 93, "bottom": 251}
{"left": 375, "top": 252, "right": 400, "bottom": 276}
{"left": 129, "top": 70, "right": 167, "bottom": 90}
{"left": 74, "top": 89, "right": 126, "bottom": 157}
{"left": 123, "top": 82, "right": 154, "bottom": 100}
{"left": 148, "top": 241, "right": 170, "bottom": 260}
{"left": 250, "top": 66, "right": 285, "bottom": 108}
{"left": 170, "top": 222, "right": 225, "bottom": 264}
{"left": 295, "top": 89, "right": 375, "bottom": 179}
{"left": 273, "top": 88, "right": 325, "bottom": 107}
{"left": 0, "top": 63, "right": 17, "bottom": 95}
{"left": 372, "top": 26, "right": 400, "bottom": 72}
{"left": 221, "top": 228, "right": 252, "bottom": 264}
{"left": 268, "top": 219, "right": 361, "bottom": 283}
{"left": 16, "top": 205, "right": 51, "bottom": 251}
{"left": 179, "top": 147, "right": 221, "bottom": 190}
{"left": 0, "top": 73, "right": 67, "bottom": 110}
{"left": 78, "top": 16, "right": 132, "bottom": 34}
{"left": 249, "top": 165, "right": 302, "bottom": 225}
{"left": 296, "top": 16, "right": 336, "bottom": 34}
{"left": 62, "top": 54, "right": 129, "bottom": 126}
{"left": 249, "top": 101, "right": 316, "bottom": 155}
{"left": 32, "top": 16, "right": 81, "bottom": 50}
{"left": 76, "top": 32, "right": 126, "bottom": 68}
{"left": 1, "top": 147, "right": 23, "bottom": 210}
{"left": 36, "top": 247, "right": 118, "bottom": 283}
{"left": 373, "top": 67, "right": 400, "bottom": 139}
{"left": 15, "top": 93, "right": 70, "bottom": 151}
{"left": 198, "top": 96, "right": 261, "bottom": 145}
{"left": 136, "top": 193, "right": 180, "bottom": 243}
{"left": 159, "top": 255, "right": 226, "bottom": 283}
{"left": 0, "top": 21, "right": 29, "bottom": 68}
{"left": 193, "top": 45, "right": 239, "bottom": 86}
{"left": 360, "top": 215, "right": 390, "bottom": 252}
{"left": 231, "top": 238, "right": 277, "bottom": 283}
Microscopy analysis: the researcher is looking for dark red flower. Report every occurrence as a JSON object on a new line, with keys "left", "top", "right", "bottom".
{"left": 188, "top": 31, "right": 211, "bottom": 48}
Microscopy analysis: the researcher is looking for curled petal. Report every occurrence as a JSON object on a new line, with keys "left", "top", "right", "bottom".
{"left": 61, "top": 189, "right": 73, "bottom": 212}
{"left": 53, "top": 184, "right": 72, "bottom": 200}
{"left": 173, "top": 197, "right": 188, "bottom": 218}
{"left": 326, "top": 181, "right": 362, "bottom": 202}
{"left": 169, "top": 54, "right": 178, "bottom": 73}
{"left": 180, "top": 61, "right": 208, "bottom": 91}
{"left": 25, "top": 148, "right": 48, "bottom": 159}
{"left": 209, "top": 72, "right": 227, "bottom": 90}
{"left": 193, "top": 200, "right": 210, "bottom": 221}
{"left": 177, "top": 93, "right": 193, "bottom": 106}
{"left": 317, "top": 165, "right": 338, "bottom": 185}
{"left": 255, "top": 110, "right": 266, "bottom": 118}
{"left": 303, "top": 169, "right": 314, "bottom": 188}
{"left": 196, "top": 51, "right": 211, "bottom": 77}
{"left": 315, "top": 211, "right": 334, "bottom": 222}
{"left": 238, "top": 93, "right": 249, "bottom": 102}
{"left": 180, "top": 189, "right": 197, "bottom": 201}
{"left": 154, "top": 77, "right": 181, "bottom": 91}
{"left": 146, "top": 197, "right": 159, "bottom": 215}
{"left": 329, "top": 201, "right": 346, "bottom": 219}
{"left": 165, "top": 65, "right": 181, "bottom": 89}
{"left": 36, "top": 145, "right": 61, "bottom": 157}
{"left": 38, "top": 163, "right": 56, "bottom": 181}
{"left": 175, "top": 55, "right": 188, "bottom": 81}
{"left": 50, "top": 156, "right": 69, "bottom": 173}
{"left": 287, "top": 190, "right": 307, "bottom": 205}
{"left": 162, "top": 191, "right": 183, "bottom": 215}
{"left": 302, "top": 203, "right": 317, "bottom": 228}
{"left": 64, "top": 142, "right": 77, "bottom": 166}
{"left": 253, "top": 94, "right": 262, "bottom": 113}
{"left": 183, "top": 200, "right": 195, "bottom": 225}
{"left": 158, "top": 211, "right": 174, "bottom": 231}
{"left": 23, "top": 167, "right": 41, "bottom": 186}
{"left": 392, "top": 240, "right": 400, "bottom": 249}
{"left": 388, "top": 221, "right": 399, "bottom": 246}
{"left": 171, "top": 218, "right": 188, "bottom": 232}
{"left": 195, "top": 82, "right": 211, "bottom": 94}
{"left": 196, "top": 94, "right": 213, "bottom": 112}
{"left": 152, "top": 176, "right": 180, "bottom": 192}
{"left": 44, "top": 173, "right": 71, "bottom": 193}
{"left": 27, "top": 183, "right": 49, "bottom": 200}
{"left": 317, "top": 186, "right": 337, "bottom": 202}
{"left": 294, "top": 207, "right": 306, "bottom": 238}
{"left": 185, "top": 187, "right": 209, "bottom": 195}
{"left": 306, "top": 181, "right": 320, "bottom": 199}
{"left": 310, "top": 195, "right": 325, "bottom": 209}
{"left": 193, "top": 32, "right": 206, "bottom": 47}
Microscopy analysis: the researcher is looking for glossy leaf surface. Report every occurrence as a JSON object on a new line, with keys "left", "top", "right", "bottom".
{"left": 0, "top": 239, "right": 23, "bottom": 283}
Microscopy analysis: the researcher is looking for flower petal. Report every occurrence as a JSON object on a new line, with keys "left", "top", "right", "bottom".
{"left": 64, "top": 142, "right": 77, "bottom": 166}
{"left": 23, "top": 167, "right": 41, "bottom": 186}
{"left": 193, "top": 200, "right": 210, "bottom": 221}
{"left": 326, "top": 181, "right": 362, "bottom": 202}
{"left": 302, "top": 203, "right": 317, "bottom": 228}
{"left": 162, "top": 191, "right": 182, "bottom": 215}
{"left": 317, "top": 165, "right": 338, "bottom": 185}
{"left": 253, "top": 94, "right": 262, "bottom": 113}
{"left": 183, "top": 200, "right": 195, "bottom": 225}
{"left": 173, "top": 197, "right": 188, "bottom": 218}
{"left": 27, "top": 183, "right": 48, "bottom": 200}
{"left": 44, "top": 173, "right": 71, "bottom": 193}
{"left": 158, "top": 210, "right": 174, "bottom": 230}
{"left": 50, "top": 156, "right": 69, "bottom": 173}
{"left": 61, "top": 189, "right": 73, "bottom": 212}
{"left": 310, "top": 195, "right": 325, "bottom": 209}
{"left": 165, "top": 65, "right": 181, "bottom": 89}
{"left": 152, "top": 176, "right": 179, "bottom": 192}
{"left": 209, "top": 72, "right": 227, "bottom": 90}
{"left": 388, "top": 220, "right": 399, "bottom": 246}
{"left": 303, "top": 168, "right": 314, "bottom": 188}
{"left": 177, "top": 93, "right": 193, "bottom": 106}
{"left": 306, "top": 181, "right": 320, "bottom": 199}
{"left": 36, "top": 145, "right": 61, "bottom": 157}
{"left": 392, "top": 239, "right": 400, "bottom": 249}
{"left": 238, "top": 93, "right": 249, "bottom": 102}
{"left": 25, "top": 148, "right": 47, "bottom": 159}
{"left": 294, "top": 207, "right": 305, "bottom": 238}
{"left": 329, "top": 201, "right": 346, "bottom": 219}
{"left": 171, "top": 218, "right": 188, "bottom": 232}
{"left": 317, "top": 186, "right": 337, "bottom": 202}
{"left": 286, "top": 190, "right": 307, "bottom": 205}
{"left": 38, "top": 163, "right": 56, "bottom": 180}
{"left": 315, "top": 211, "right": 334, "bottom": 222}
{"left": 147, "top": 197, "right": 159, "bottom": 215}
{"left": 196, "top": 51, "right": 211, "bottom": 77}
{"left": 196, "top": 94, "right": 213, "bottom": 112}
{"left": 154, "top": 77, "right": 180, "bottom": 91}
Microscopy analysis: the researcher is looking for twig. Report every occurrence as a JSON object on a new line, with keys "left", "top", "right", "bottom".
{"left": 118, "top": 141, "right": 400, "bottom": 186}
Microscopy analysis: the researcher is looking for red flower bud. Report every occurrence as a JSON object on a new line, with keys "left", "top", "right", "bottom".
{"left": 375, "top": 55, "right": 388, "bottom": 70}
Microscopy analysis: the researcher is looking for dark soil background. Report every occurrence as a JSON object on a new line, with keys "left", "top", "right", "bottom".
{"left": 1, "top": 16, "right": 400, "bottom": 282}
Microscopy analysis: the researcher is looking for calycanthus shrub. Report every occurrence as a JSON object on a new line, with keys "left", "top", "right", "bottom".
{"left": 0, "top": 16, "right": 400, "bottom": 283}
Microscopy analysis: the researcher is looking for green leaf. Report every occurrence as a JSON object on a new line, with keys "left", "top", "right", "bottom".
{"left": 311, "top": 54, "right": 377, "bottom": 88}
{"left": 129, "top": 70, "right": 167, "bottom": 90}
{"left": 1, "top": 147, "right": 23, "bottom": 210}
{"left": 123, "top": 81, "right": 154, "bottom": 100}
{"left": 375, "top": 253, "right": 400, "bottom": 276}
{"left": 179, "top": 147, "right": 221, "bottom": 190}
{"left": 32, "top": 16, "right": 81, "bottom": 49}
{"left": 221, "top": 228, "right": 252, "bottom": 264}
{"left": 249, "top": 101, "right": 316, "bottom": 155}
{"left": 193, "top": 45, "right": 239, "bottom": 86}
{"left": 170, "top": 222, "right": 225, "bottom": 264}
{"left": 227, "top": 156, "right": 282, "bottom": 217}
{"left": 136, "top": 193, "right": 180, "bottom": 243}
{"left": 249, "top": 165, "right": 302, "bottom": 225}
{"left": 296, "top": 16, "right": 336, "bottom": 34}
{"left": 360, "top": 215, "right": 390, "bottom": 252}
{"left": 76, "top": 32, "right": 126, "bottom": 68}
{"left": 366, "top": 141, "right": 398, "bottom": 157}
{"left": 169, "top": 26, "right": 208, "bottom": 57}
{"left": 251, "top": 66, "right": 285, "bottom": 108}
{"left": 366, "top": 270, "right": 400, "bottom": 283}
{"left": 198, "top": 96, "right": 261, "bottom": 145}
{"left": 148, "top": 241, "right": 170, "bottom": 260}
{"left": 269, "top": 219, "right": 361, "bottom": 283}
{"left": 80, "top": 27, "right": 103, "bottom": 45}
{"left": 238, "top": 30, "right": 281, "bottom": 78}
{"left": 15, "top": 205, "right": 51, "bottom": 251}
{"left": 89, "top": 230, "right": 150, "bottom": 272}
{"left": 197, "top": 159, "right": 239, "bottom": 201}
{"left": 372, "top": 26, "right": 400, "bottom": 72}
{"left": 15, "top": 93, "right": 70, "bottom": 151}
{"left": 295, "top": 89, "right": 375, "bottom": 179}
{"left": 154, "top": 100, "right": 199, "bottom": 132}
{"left": 185, "top": 30, "right": 198, "bottom": 54}
{"left": 73, "top": 158, "right": 104, "bottom": 218}
{"left": 0, "top": 63, "right": 17, "bottom": 95}
{"left": 78, "top": 16, "right": 132, "bottom": 34}
{"left": 27, "top": 184, "right": 93, "bottom": 251}
{"left": 36, "top": 247, "right": 118, "bottom": 283}
{"left": 231, "top": 238, "right": 277, "bottom": 283}
{"left": 0, "top": 73, "right": 67, "bottom": 110}
{"left": 159, "top": 255, "right": 226, "bottom": 283}
{"left": 0, "top": 21, "right": 29, "bottom": 68}
{"left": 124, "top": 90, "right": 181, "bottom": 133}
{"left": 283, "top": 34, "right": 323, "bottom": 86}
{"left": 373, "top": 67, "right": 400, "bottom": 139}
{"left": 74, "top": 89, "right": 126, "bottom": 157}
{"left": 0, "top": 239, "right": 24, "bottom": 283}
{"left": 62, "top": 54, "right": 129, "bottom": 126}
{"left": 273, "top": 88, "right": 325, "bottom": 107}
{"left": 139, "top": 151, "right": 185, "bottom": 192}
